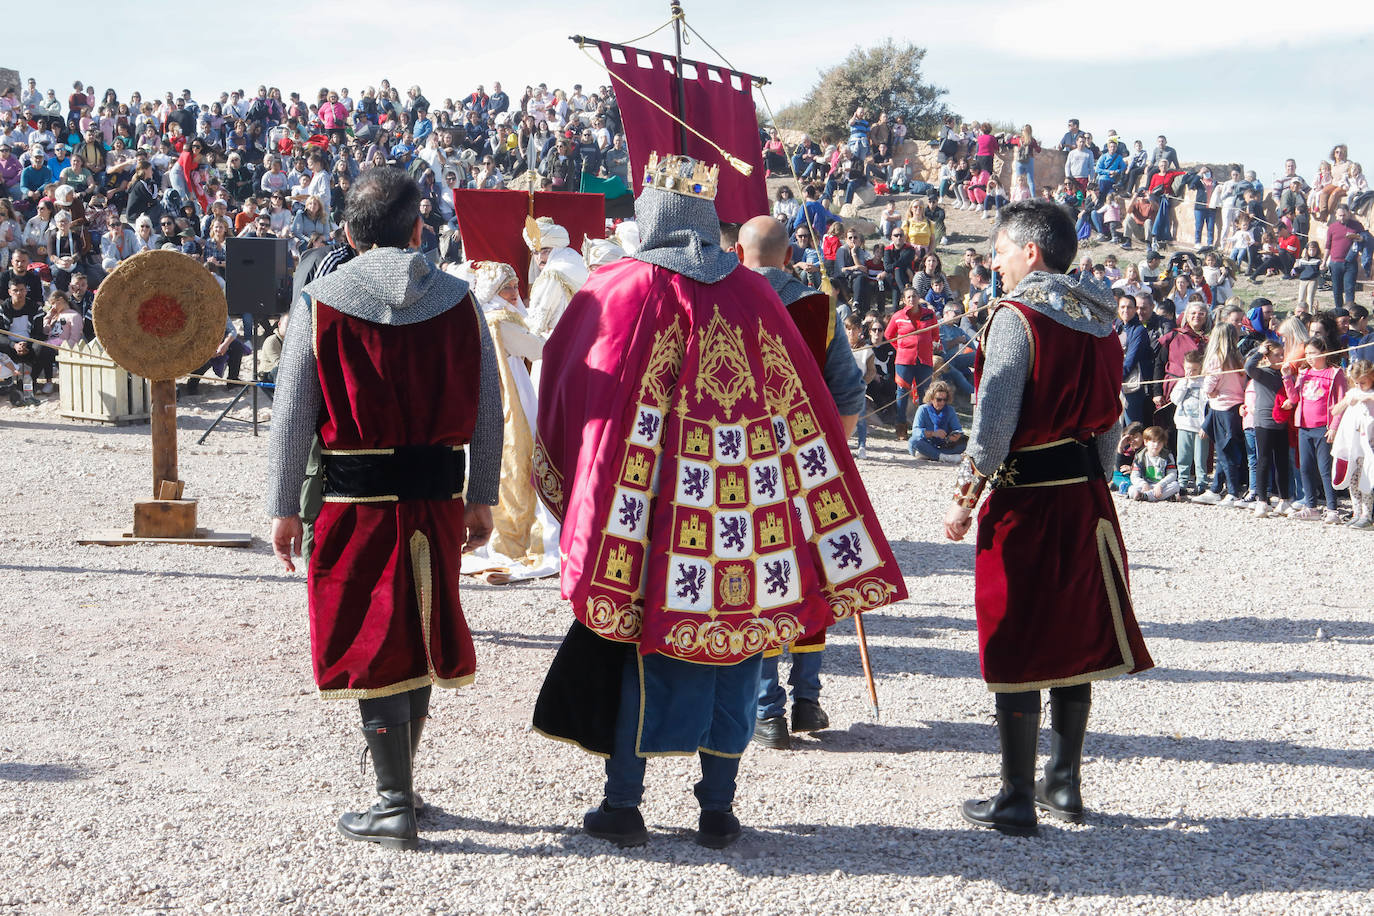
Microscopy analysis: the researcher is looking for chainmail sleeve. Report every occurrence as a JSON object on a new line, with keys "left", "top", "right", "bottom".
{"left": 464, "top": 300, "right": 501, "bottom": 506}
{"left": 266, "top": 294, "right": 322, "bottom": 518}
{"left": 1095, "top": 416, "right": 1123, "bottom": 477}
{"left": 965, "top": 306, "right": 1032, "bottom": 477}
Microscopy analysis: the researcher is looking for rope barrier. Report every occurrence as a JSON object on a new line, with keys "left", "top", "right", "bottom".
{"left": 0, "top": 327, "right": 270, "bottom": 388}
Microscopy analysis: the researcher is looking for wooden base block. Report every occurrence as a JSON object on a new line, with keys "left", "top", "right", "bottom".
{"left": 77, "top": 529, "right": 254, "bottom": 548}
{"left": 132, "top": 499, "right": 198, "bottom": 539}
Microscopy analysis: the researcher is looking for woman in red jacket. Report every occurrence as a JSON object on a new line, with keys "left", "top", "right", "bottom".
{"left": 885, "top": 286, "right": 939, "bottom": 439}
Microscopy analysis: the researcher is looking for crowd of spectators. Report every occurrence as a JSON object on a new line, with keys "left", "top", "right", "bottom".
{"left": 763, "top": 111, "right": 1374, "bottom": 525}
{"left": 0, "top": 75, "right": 632, "bottom": 403}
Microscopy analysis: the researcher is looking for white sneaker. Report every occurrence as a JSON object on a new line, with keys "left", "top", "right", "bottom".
{"left": 939, "top": 453, "right": 962, "bottom": 464}
{"left": 1217, "top": 494, "right": 1237, "bottom": 507}
{"left": 1275, "top": 500, "right": 1292, "bottom": 516}
{"left": 41, "top": 381, "right": 54, "bottom": 394}
{"left": 1322, "top": 510, "right": 1342, "bottom": 525}
{"left": 1252, "top": 502, "right": 1270, "bottom": 518}
{"left": 1192, "top": 490, "right": 1223, "bottom": 505}
{"left": 857, "top": 447, "right": 867, "bottom": 459}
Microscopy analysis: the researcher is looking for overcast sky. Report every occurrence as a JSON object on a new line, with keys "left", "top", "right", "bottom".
{"left": 15, "top": 0, "right": 1372, "bottom": 179}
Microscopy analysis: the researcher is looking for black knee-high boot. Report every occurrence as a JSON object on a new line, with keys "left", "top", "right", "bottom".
{"left": 409, "top": 716, "right": 427, "bottom": 814}
{"left": 961, "top": 702, "right": 1040, "bottom": 837}
{"left": 1036, "top": 690, "right": 1091, "bottom": 823}
{"left": 338, "top": 721, "right": 418, "bottom": 850}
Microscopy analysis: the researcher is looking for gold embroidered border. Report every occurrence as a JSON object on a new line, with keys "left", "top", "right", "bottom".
{"left": 532, "top": 439, "right": 564, "bottom": 508}
{"left": 585, "top": 594, "right": 644, "bottom": 641}
{"left": 660, "top": 613, "right": 803, "bottom": 661}
{"left": 824, "top": 576, "right": 900, "bottom": 623}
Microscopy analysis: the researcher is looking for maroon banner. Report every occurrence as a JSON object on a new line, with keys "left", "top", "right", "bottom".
{"left": 599, "top": 41, "right": 768, "bottom": 224}
{"left": 452, "top": 189, "right": 606, "bottom": 300}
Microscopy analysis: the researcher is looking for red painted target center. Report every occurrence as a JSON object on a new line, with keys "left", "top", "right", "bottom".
{"left": 137, "top": 294, "right": 187, "bottom": 337}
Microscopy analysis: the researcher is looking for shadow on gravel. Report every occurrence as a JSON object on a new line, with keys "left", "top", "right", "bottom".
{"left": 411, "top": 812, "right": 1374, "bottom": 897}
{"left": 0, "top": 563, "right": 289, "bottom": 583}
{"left": 825, "top": 642, "right": 976, "bottom": 677}
{"left": 0, "top": 761, "right": 87, "bottom": 782}
{"left": 843, "top": 719, "right": 1374, "bottom": 770}
{"left": 470, "top": 630, "right": 564, "bottom": 650}
{"left": 736, "top": 814, "right": 1374, "bottom": 896}
{"left": 1142, "top": 617, "right": 1374, "bottom": 644}
{"left": 855, "top": 611, "right": 977, "bottom": 637}
{"left": 1141, "top": 666, "right": 1371, "bottom": 684}
{"left": 888, "top": 540, "right": 974, "bottom": 577}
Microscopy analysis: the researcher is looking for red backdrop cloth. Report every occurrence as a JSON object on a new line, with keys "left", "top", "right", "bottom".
{"left": 598, "top": 41, "right": 767, "bottom": 224}
{"left": 453, "top": 189, "right": 606, "bottom": 300}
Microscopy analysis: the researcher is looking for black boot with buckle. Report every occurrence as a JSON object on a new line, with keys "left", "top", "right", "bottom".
{"left": 961, "top": 705, "right": 1040, "bottom": 837}
{"left": 1036, "top": 691, "right": 1091, "bottom": 823}
{"left": 338, "top": 722, "right": 418, "bottom": 850}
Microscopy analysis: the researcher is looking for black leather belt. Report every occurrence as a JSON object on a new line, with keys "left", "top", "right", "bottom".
{"left": 322, "top": 446, "right": 465, "bottom": 501}
{"left": 991, "top": 438, "right": 1103, "bottom": 489}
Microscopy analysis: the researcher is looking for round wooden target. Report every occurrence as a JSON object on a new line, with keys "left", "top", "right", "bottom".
{"left": 92, "top": 249, "right": 228, "bottom": 381}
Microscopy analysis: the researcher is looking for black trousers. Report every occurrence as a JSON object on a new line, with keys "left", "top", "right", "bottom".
{"left": 358, "top": 686, "right": 432, "bottom": 729}
{"left": 1253, "top": 425, "right": 1291, "bottom": 501}
{"left": 996, "top": 682, "right": 1091, "bottom": 713}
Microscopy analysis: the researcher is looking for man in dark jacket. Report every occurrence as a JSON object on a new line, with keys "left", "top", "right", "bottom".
{"left": 1115, "top": 293, "right": 1153, "bottom": 426}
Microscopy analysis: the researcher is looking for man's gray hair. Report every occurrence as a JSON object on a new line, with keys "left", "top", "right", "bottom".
{"left": 994, "top": 199, "right": 1077, "bottom": 273}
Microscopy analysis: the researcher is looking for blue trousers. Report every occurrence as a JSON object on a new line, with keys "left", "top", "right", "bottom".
{"left": 855, "top": 413, "right": 868, "bottom": 449}
{"left": 1330, "top": 260, "right": 1356, "bottom": 309}
{"left": 756, "top": 649, "right": 823, "bottom": 720}
{"left": 894, "top": 363, "right": 933, "bottom": 424}
{"left": 1176, "top": 429, "right": 1208, "bottom": 489}
{"left": 910, "top": 434, "right": 967, "bottom": 460}
{"left": 1194, "top": 207, "right": 1217, "bottom": 246}
{"left": 1209, "top": 428, "right": 1247, "bottom": 497}
{"left": 1298, "top": 426, "right": 1336, "bottom": 510}
{"left": 604, "top": 651, "right": 744, "bottom": 811}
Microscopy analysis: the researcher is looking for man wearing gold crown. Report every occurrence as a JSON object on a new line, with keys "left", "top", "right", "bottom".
{"left": 531, "top": 153, "right": 907, "bottom": 849}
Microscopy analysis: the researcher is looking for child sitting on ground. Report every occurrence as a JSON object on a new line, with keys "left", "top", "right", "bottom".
{"left": 923, "top": 277, "right": 951, "bottom": 314}
{"left": 1128, "top": 425, "right": 1181, "bottom": 502}
{"left": 1114, "top": 421, "right": 1146, "bottom": 495}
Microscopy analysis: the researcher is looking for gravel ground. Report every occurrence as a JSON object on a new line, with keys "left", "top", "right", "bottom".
{"left": 2, "top": 356, "right": 1372, "bottom": 915}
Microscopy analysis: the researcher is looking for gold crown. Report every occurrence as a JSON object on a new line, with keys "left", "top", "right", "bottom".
{"left": 759, "top": 512, "right": 786, "bottom": 546}
{"left": 623, "top": 453, "right": 650, "bottom": 486}
{"left": 643, "top": 152, "right": 720, "bottom": 201}
{"left": 604, "top": 544, "right": 633, "bottom": 584}
{"left": 749, "top": 425, "right": 773, "bottom": 455}
{"left": 813, "top": 491, "right": 851, "bottom": 525}
{"left": 720, "top": 471, "right": 746, "bottom": 504}
{"left": 684, "top": 427, "right": 711, "bottom": 456}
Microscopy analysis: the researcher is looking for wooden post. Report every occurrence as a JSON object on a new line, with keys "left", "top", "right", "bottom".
{"left": 150, "top": 378, "right": 177, "bottom": 497}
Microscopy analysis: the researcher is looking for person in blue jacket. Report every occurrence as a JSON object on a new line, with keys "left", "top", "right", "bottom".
{"left": 1094, "top": 140, "right": 1125, "bottom": 197}
{"left": 908, "top": 379, "right": 966, "bottom": 461}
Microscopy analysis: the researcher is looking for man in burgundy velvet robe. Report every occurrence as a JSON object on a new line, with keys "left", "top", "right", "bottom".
{"left": 268, "top": 167, "right": 501, "bottom": 851}
{"left": 944, "top": 199, "right": 1153, "bottom": 837}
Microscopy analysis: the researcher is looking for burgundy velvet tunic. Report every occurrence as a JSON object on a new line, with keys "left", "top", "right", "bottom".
{"left": 306, "top": 297, "right": 482, "bottom": 698}
{"left": 973, "top": 300, "right": 1154, "bottom": 691}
